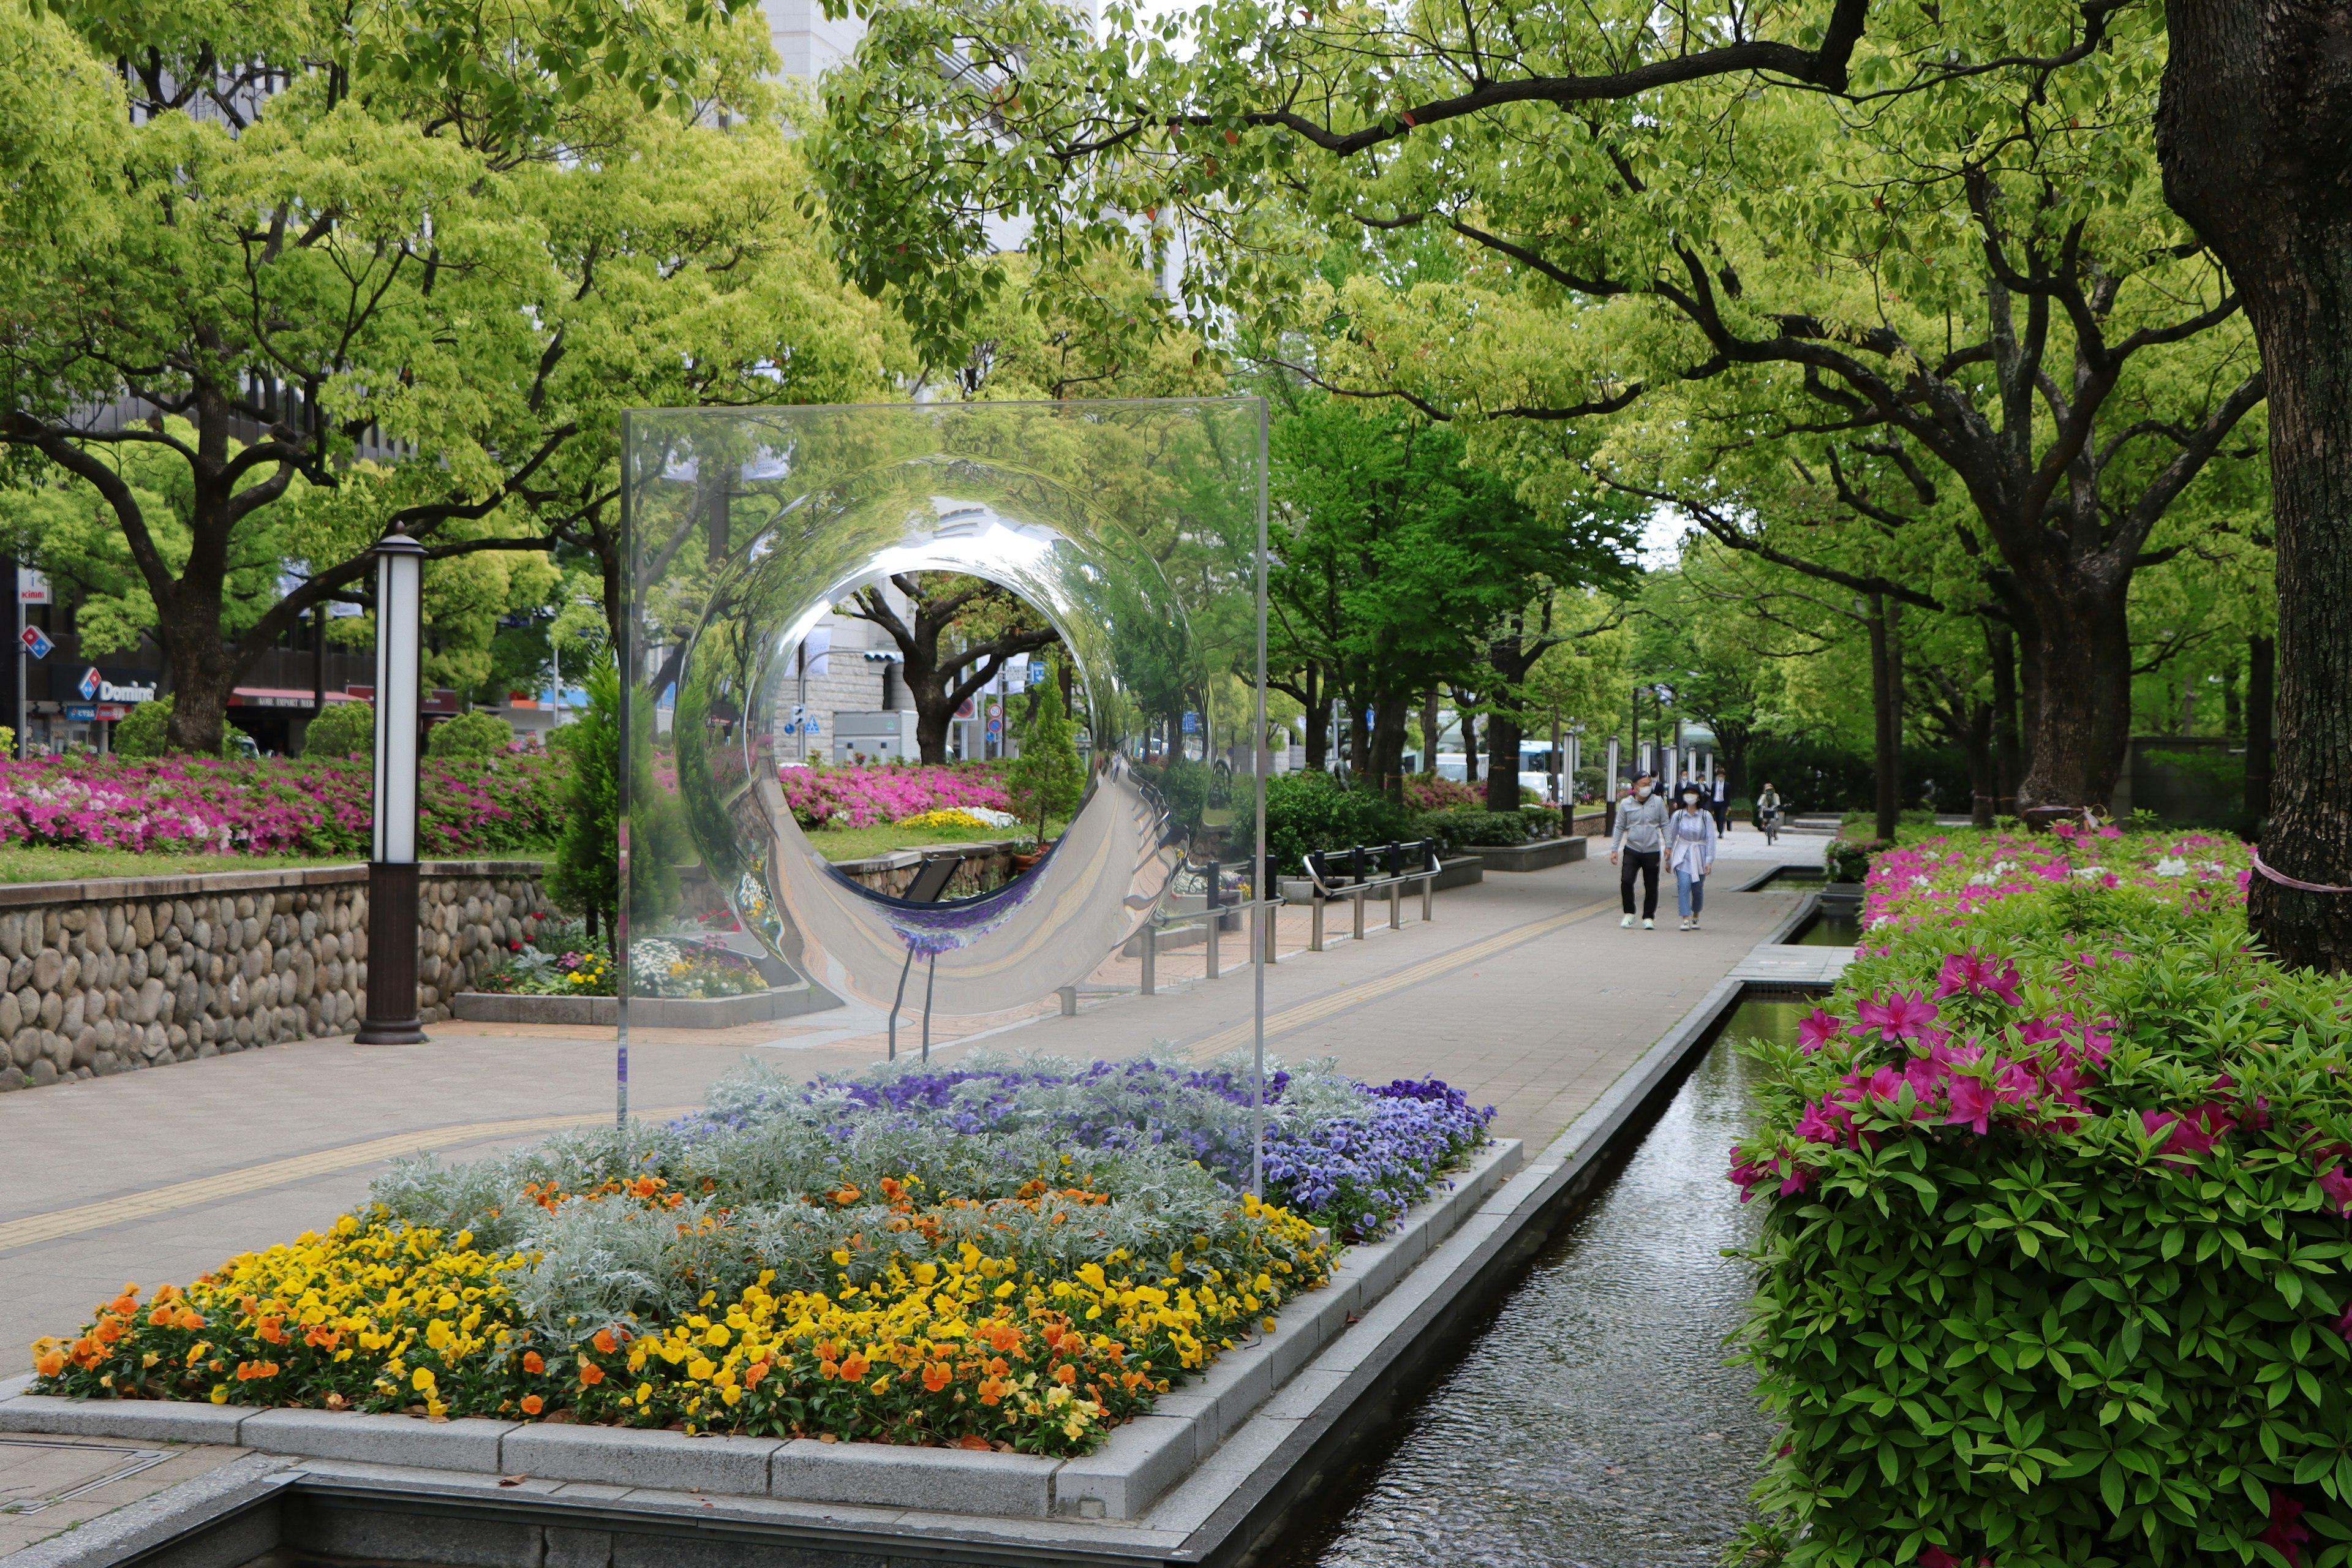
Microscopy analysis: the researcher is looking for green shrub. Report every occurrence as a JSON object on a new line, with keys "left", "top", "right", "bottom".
{"left": 1520, "top": 804, "right": 1563, "bottom": 840}
{"left": 1826, "top": 835, "right": 1893, "bottom": 882}
{"left": 1006, "top": 685, "right": 1087, "bottom": 845}
{"left": 1153, "top": 756, "right": 1211, "bottom": 832}
{"left": 303, "top": 700, "right": 374, "bottom": 760}
{"left": 1232, "top": 770, "right": 1415, "bottom": 873}
{"left": 545, "top": 665, "right": 619, "bottom": 934}
{"left": 111, "top": 698, "right": 173, "bottom": 759}
{"left": 1424, "top": 809, "right": 1529, "bottom": 849}
{"left": 114, "top": 696, "right": 249, "bottom": 760}
{"left": 426, "top": 710, "right": 513, "bottom": 757}
{"left": 1730, "top": 831, "right": 2352, "bottom": 1566}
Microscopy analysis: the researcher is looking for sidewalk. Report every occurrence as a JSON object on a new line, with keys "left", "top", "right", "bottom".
{"left": 0, "top": 825, "right": 1824, "bottom": 1373}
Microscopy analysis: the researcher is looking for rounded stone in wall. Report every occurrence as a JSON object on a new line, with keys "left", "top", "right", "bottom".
{"left": 28, "top": 1057, "right": 56, "bottom": 1086}
{"left": 8, "top": 1032, "right": 34, "bottom": 1069}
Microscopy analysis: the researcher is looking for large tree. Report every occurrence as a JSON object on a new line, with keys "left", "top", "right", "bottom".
{"left": 0, "top": 0, "right": 894, "bottom": 753}
{"left": 840, "top": 574, "right": 1063, "bottom": 764}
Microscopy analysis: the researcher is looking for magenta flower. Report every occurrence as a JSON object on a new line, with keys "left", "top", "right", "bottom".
{"left": 2263, "top": 1489, "right": 2310, "bottom": 1568}
{"left": 2320, "top": 1164, "right": 2352, "bottom": 1215}
{"left": 1797, "top": 1008, "right": 1844, "bottom": 1055}
{"left": 2143, "top": 1103, "right": 2234, "bottom": 1164}
{"left": 1932, "top": 951, "right": 2026, "bottom": 1006}
{"left": 1856, "top": 989, "right": 1940, "bottom": 1042}
{"left": 1919, "top": 1550, "right": 1962, "bottom": 1568}
{"left": 1945, "top": 1075, "right": 1998, "bottom": 1134}
{"left": 1794, "top": 1098, "right": 1854, "bottom": 1147}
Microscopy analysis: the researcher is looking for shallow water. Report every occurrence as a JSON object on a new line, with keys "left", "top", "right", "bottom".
{"left": 1791, "top": 911, "right": 1861, "bottom": 949}
{"left": 1268, "top": 996, "right": 1806, "bottom": 1568}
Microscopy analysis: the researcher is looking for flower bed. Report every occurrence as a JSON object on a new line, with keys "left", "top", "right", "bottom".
{"left": 0, "top": 755, "right": 564, "bottom": 858}
{"left": 780, "top": 763, "right": 1011, "bottom": 831}
{"left": 31, "top": 1054, "right": 1490, "bottom": 1456}
{"left": 1723, "top": 827, "right": 2352, "bottom": 1565}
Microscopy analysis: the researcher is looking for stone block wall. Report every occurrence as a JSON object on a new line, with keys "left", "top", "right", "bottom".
{"left": 0, "top": 861, "right": 549, "bottom": 1093}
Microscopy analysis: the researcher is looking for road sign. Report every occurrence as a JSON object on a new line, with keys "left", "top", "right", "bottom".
{"left": 1182, "top": 711, "right": 1199, "bottom": 734}
{"left": 77, "top": 667, "right": 100, "bottom": 700}
{"left": 18, "top": 626, "right": 51, "bottom": 660}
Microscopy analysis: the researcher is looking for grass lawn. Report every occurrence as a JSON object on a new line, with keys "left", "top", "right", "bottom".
{"left": 0, "top": 842, "right": 561, "bottom": 886}
{"left": 804, "top": 818, "right": 1060, "bottom": 863}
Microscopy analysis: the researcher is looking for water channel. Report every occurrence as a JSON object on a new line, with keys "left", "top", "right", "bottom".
{"left": 1268, "top": 994, "right": 1809, "bottom": 1568}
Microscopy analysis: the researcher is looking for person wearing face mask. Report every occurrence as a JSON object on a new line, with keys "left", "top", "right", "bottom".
{"left": 1668, "top": 782, "right": 1719, "bottom": 930}
{"left": 1609, "top": 774, "right": 1668, "bottom": 929}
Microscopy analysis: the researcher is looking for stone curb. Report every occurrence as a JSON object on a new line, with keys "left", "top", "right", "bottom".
{"left": 0, "top": 1451, "right": 294, "bottom": 1568}
{"left": 0, "top": 1140, "right": 1521, "bottom": 1528}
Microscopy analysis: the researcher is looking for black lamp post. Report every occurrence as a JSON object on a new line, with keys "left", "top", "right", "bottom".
{"left": 356, "top": 526, "right": 427, "bottom": 1045}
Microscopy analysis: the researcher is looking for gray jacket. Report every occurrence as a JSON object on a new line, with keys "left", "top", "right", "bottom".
{"left": 1613, "top": 792, "right": 1669, "bottom": 854}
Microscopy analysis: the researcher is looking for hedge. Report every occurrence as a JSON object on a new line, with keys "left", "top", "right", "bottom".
{"left": 1727, "top": 827, "right": 2352, "bottom": 1567}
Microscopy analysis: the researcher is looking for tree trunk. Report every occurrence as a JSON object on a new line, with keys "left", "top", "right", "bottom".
{"left": 2247, "top": 631, "right": 2275, "bottom": 824}
{"left": 2013, "top": 581, "right": 2133, "bottom": 823}
{"left": 1967, "top": 699, "right": 1996, "bottom": 829}
{"left": 2157, "top": 0, "right": 2352, "bottom": 967}
{"left": 1485, "top": 704, "right": 1523, "bottom": 812}
{"left": 1368, "top": 695, "right": 1412, "bottom": 792}
{"left": 1419, "top": 692, "right": 1439, "bottom": 772}
{"left": 1347, "top": 696, "right": 1369, "bottom": 780}
{"left": 1868, "top": 595, "right": 1901, "bottom": 840}
{"left": 2224, "top": 652, "right": 2244, "bottom": 739}
{"left": 1988, "top": 621, "right": 2022, "bottom": 816}
{"left": 1460, "top": 706, "right": 1477, "bottom": 782}
{"left": 1301, "top": 665, "right": 1327, "bottom": 771}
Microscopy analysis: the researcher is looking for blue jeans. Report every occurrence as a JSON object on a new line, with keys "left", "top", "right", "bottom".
{"left": 1676, "top": 869, "right": 1706, "bottom": 919}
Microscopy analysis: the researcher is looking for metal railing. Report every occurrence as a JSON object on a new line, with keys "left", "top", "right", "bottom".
{"left": 1299, "top": 839, "right": 1442, "bottom": 951}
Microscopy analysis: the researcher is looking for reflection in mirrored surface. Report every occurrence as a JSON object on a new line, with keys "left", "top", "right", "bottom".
{"left": 620, "top": 400, "right": 1267, "bottom": 1023}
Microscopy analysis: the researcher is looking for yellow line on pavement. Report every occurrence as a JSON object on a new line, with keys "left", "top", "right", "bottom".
{"left": 0, "top": 1107, "right": 695, "bottom": 1253}
{"left": 1182, "top": 897, "right": 1616, "bottom": 1060}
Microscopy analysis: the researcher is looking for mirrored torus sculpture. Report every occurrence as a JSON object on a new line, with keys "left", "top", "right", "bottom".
{"left": 619, "top": 399, "right": 1269, "bottom": 1035}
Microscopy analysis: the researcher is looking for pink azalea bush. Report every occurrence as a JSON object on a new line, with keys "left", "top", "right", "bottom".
{"left": 1728, "top": 827, "right": 2352, "bottom": 1566}
{"left": 779, "top": 761, "right": 1010, "bottom": 829}
{"left": 0, "top": 755, "right": 564, "bottom": 859}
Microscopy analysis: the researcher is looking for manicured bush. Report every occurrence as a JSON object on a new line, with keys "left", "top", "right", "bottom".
{"left": 426, "top": 710, "right": 513, "bottom": 757}
{"left": 1404, "top": 774, "right": 1484, "bottom": 813}
{"left": 1725, "top": 827, "right": 2352, "bottom": 1567}
{"left": 113, "top": 695, "right": 251, "bottom": 760}
{"left": 1423, "top": 808, "right": 1529, "bottom": 849}
{"left": 301, "top": 699, "right": 374, "bottom": 760}
{"left": 1234, "top": 769, "right": 1417, "bottom": 873}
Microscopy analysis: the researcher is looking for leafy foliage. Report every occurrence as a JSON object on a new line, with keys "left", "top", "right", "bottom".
{"left": 1725, "top": 829, "right": 2352, "bottom": 1566}
{"left": 1234, "top": 769, "right": 1417, "bottom": 874}
{"left": 1004, "top": 682, "right": 1085, "bottom": 846}
{"left": 301, "top": 701, "right": 374, "bottom": 760}
{"left": 426, "top": 710, "right": 514, "bottom": 758}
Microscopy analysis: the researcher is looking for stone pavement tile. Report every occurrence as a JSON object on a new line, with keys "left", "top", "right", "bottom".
{"left": 0, "top": 1438, "right": 247, "bottom": 1557}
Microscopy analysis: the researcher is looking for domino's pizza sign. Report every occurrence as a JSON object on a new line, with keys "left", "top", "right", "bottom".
{"left": 77, "top": 666, "right": 156, "bottom": 703}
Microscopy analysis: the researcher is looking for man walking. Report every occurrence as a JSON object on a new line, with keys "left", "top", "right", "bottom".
{"left": 1710, "top": 770, "right": 1731, "bottom": 834}
{"left": 1610, "top": 774, "right": 1668, "bottom": 929}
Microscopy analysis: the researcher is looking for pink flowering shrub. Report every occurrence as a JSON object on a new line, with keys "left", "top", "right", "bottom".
{"left": 1729, "top": 828, "right": 2352, "bottom": 1566}
{"left": 778, "top": 761, "right": 1009, "bottom": 829}
{"left": 0, "top": 755, "right": 564, "bottom": 859}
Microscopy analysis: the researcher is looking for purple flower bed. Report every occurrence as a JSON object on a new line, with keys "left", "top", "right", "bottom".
{"left": 683, "top": 1055, "right": 1493, "bottom": 1241}
{"left": 0, "top": 755, "right": 565, "bottom": 858}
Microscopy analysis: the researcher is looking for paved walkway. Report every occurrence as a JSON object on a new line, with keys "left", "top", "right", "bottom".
{"left": 0, "top": 827, "right": 1828, "bottom": 1376}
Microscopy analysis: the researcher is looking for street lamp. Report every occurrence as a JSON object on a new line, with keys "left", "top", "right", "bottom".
{"left": 356, "top": 526, "right": 427, "bottom": 1046}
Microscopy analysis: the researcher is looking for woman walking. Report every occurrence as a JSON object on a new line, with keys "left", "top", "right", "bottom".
{"left": 1669, "top": 782, "right": 1718, "bottom": 931}
{"left": 1757, "top": 782, "right": 1784, "bottom": 846}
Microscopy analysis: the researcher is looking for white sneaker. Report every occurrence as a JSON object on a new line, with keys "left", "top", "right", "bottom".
{"left": 1619, "top": 913, "right": 1635, "bottom": 929}
{"left": 1642, "top": 918, "right": 1655, "bottom": 930}
{"left": 1679, "top": 917, "right": 1693, "bottom": 930}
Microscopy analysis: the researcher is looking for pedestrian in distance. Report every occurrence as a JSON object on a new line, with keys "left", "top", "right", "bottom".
{"left": 1710, "top": 771, "right": 1730, "bottom": 834}
{"left": 1757, "top": 782, "right": 1784, "bottom": 846}
{"left": 1670, "top": 782, "right": 1719, "bottom": 931}
{"left": 1610, "top": 774, "right": 1668, "bottom": 929}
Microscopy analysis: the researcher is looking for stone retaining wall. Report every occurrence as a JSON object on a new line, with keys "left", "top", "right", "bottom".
{"left": 0, "top": 861, "right": 548, "bottom": 1094}
{"left": 829, "top": 839, "right": 1023, "bottom": 899}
